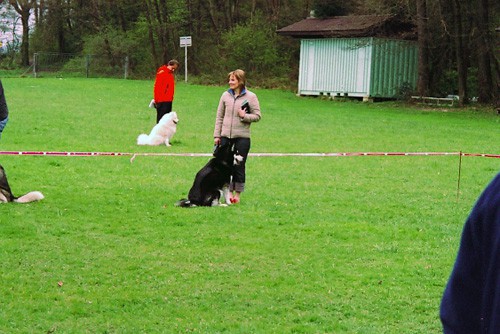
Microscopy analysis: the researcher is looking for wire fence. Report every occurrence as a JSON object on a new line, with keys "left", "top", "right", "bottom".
{"left": 30, "top": 52, "right": 130, "bottom": 79}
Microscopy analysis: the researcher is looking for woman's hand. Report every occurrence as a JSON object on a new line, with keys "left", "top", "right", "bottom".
{"left": 238, "top": 108, "right": 246, "bottom": 118}
{"left": 214, "top": 137, "right": 221, "bottom": 145}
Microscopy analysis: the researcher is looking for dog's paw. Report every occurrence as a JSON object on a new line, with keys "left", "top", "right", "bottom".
{"left": 175, "top": 199, "right": 189, "bottom": 207}
{"left": 175, "top": 199, "right": 197, "bottom": 208}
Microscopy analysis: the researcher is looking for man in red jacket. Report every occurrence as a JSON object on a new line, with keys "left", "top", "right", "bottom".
{"left": 153, "top": 59, "right": 179, "bottom": 123}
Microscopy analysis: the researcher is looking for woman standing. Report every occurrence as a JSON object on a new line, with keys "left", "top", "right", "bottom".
{"left": 213, "top": 69, "right": 261, "bottom": 204}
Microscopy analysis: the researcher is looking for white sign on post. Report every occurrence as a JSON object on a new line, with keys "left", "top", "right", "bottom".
{"left": 180, "top": 36, "right": 192, "bottom": 47}
{"left": 180, "top": 36, "right": 192, "bottom": 82}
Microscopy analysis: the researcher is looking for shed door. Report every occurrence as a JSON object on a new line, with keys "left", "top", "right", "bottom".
{"left": 356, "top": 47, "right": 368, "bottom": 93}
{"left": 298, "top": 40, "right": 316, "bottom": 94}
{"left": 305, "top": 42, "right": 315, "bottom": 91}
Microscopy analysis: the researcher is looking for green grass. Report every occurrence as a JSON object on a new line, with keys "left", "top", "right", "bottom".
{"left": 0, "top": 77, "right": 498, "bottom": 333}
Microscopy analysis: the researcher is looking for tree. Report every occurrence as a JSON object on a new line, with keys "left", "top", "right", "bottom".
{"left": 415, "top": 0, "right": 430, "bottom": 96}
{"left": 221, "top": 13, "right": 283, "bottom": 76}
{"left": 8, "top": 0, "right": 35, "bottom": 66}
{"left": 451, "top": 0, "right": 468, "bottom": 104}
{"left": 9, "top": 0, "right": 494, "bottom": 97}
{"left": 143, "top": 0, "right": 187, "bottom": 67}
{"left": 312, "top": 0, "right": 350, "bottom": 18}
{"left": 474, "top": 0, "right": 496, "bottom": 104}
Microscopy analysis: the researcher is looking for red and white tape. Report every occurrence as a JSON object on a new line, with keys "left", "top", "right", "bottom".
{"left": 0, "top": 150, "right": 498, "bottom": 159}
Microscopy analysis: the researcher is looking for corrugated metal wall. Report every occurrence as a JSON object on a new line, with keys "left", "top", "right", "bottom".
{"left": 369, "top": 39, "right": 418, "bottom": 97}
{"left": 298, "top": 37, "right": 418, "bottom": 99}
{"left": 298, "top": 38, "right": 372, "bottom": 97}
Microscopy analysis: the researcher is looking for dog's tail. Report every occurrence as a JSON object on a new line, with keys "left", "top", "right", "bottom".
{"left": 137, "top": 134, "right": 149, "bottom": 145}
{"left": 175, "top": 198, "right": 196, "bottom": 208}
{"left": 14, "top": 191, "right": 44, "bottom": 203}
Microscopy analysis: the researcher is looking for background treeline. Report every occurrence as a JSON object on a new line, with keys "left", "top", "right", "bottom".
{"left": 1, "top": 0, "right": 499, "bottom": 104}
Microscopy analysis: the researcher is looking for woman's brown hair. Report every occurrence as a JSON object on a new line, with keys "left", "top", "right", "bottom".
{"left": 228, "top": 69, "right": 246, "bottom": 90}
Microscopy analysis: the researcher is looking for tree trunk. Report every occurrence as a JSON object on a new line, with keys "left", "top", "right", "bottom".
{"left": 154, "top": 0, "right": 170, "bottom": 64}
{"left": 451, "top": 0, "right": 468, "bottom": 105}
{"left": 205, "top": 0, "right": 221, "bottom": 33}
{"left": 416, "top": 0, "right": 430, "bottom": 96}
{"left": 144, "top": 0, "right": 159, "bottom": 69}
{"left": 475, "top": 0, "right": 495, "bottom": 104}
{"left": 9, "top": 0, "right": 34, "bottom": 66}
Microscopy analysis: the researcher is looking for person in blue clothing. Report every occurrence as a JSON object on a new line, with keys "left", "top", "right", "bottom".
{"left": 440, "top": 172, "right": 500, "bottom": 333}
{"left": 0, "top": 80, "right": 9, "bottom": 139}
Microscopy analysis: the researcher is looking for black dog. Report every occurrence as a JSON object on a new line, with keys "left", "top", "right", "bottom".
{"left": 0, "top": 164, "right": 44, "bottom": 203}
{"left": 176, "top": 143, "right": 242, "bottom": 207}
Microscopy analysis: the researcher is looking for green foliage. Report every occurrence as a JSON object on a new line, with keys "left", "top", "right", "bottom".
{"left": 83, "top": 29, "right": 128, "bottom": 64}
{"left": 395, "top": 81, "right": 415, "bottom": 101}
{"left": 433, "top": 68, "right": 479, "bottom": 99}
{"left": 5, "top": 0, "right": 497, "bottom": 101}
{"left": 0, "top": 54, "right": 21, "bottom": 71}
{"left": 220, "top": 13, "right": 288, "bottom": 79}
{"left": 29, "top": 8, "right": 83, "bottom": 54}
{"left": 0, "top": 78, "right": 498, "bottom": 332}
{"left": 82, "top": 25, "right": 155, "bottom": 79}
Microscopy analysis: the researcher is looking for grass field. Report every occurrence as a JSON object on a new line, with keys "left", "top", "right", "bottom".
{"left": 0, "top": 77, "right": 499, "bottom": 333}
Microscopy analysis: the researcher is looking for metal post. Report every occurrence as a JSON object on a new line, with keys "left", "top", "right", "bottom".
{"left": 457, "top": 151, "right": 463, "bottom": 201}
{"left": 184, "top": 46, "right": 188, "bottom": 83}
{"left": 124, "top": 56, "right": 129, "bottom": 79}
{"left": 86, "top": 55, "right": 90, "bottom": 78}
{"left": 33, "top": 52, "right": 37, "bottom": 78}
{"left": 180, "top": 36, "right": 191, "bottom": 83}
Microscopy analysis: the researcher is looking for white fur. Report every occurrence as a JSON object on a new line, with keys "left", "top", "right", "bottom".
{"left": 234, "top": 154, "right": 243, "bottom": 165}
{"left": 222, "top": 185, "right": 231, "bottom": 205}
{"left": 137, "top": 112, "right": 179, "bottom": 146}
{"left": 14, "top": 191, "right": 44, "bottom": 203}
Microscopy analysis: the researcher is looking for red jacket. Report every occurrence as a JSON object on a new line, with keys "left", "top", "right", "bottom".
{"left": 153, "top": 65, "right": 175, "bottom": 102}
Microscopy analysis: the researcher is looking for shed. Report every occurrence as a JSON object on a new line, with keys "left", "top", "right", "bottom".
{"left": 277, "top": 15, "right": 418, "bottom": 100}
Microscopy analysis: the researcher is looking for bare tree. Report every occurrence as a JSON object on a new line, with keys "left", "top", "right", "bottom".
{"left": 8, "top": 0, "right": 36, "bottom": 66}
{"left": 144, "top": 0, "right": 173, "bottom": 67}
{"left": 474, "top": 0, "right": 496, "bottom": 104}
{"left": 416, "top": 0, "right": 430, "bottom": 96}
{"left": 451, "top": 0, "right": 468, "bottom": 104}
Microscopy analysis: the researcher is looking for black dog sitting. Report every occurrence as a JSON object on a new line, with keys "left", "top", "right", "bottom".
{"left": 176, "top": 143, "right": 242, "bottom": 207}
{"left": 0, "top": 164, "right": 44, "bottom": 203}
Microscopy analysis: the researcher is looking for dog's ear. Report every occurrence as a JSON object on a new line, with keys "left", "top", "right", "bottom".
{"left": 0, "top": 165, "right": 14, "bottom": 196}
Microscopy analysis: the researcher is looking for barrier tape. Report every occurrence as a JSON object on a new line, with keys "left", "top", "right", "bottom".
{"left": 0, "top": 150, "right": 498, "bottom": 159}
{"left": 1, "top": 150, "right": 496, "bottom": 201}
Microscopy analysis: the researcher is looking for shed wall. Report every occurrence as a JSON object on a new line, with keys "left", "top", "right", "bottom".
{"left": 298, "top": 38, "right": 372, "bottom": 97}
{"left": 369, "top": 39, "right": 418, "bottom": 97}
{"left": 297, "top": 37, "right": 418, "bottom": 99}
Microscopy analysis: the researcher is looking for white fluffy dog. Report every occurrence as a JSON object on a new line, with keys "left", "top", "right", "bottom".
{"left": 137, "top": 112, "right": 179, "bottom": 146}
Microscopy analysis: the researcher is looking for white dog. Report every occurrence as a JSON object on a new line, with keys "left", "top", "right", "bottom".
{"left": 137, "top": 112, "right": 179, "bottom": 146}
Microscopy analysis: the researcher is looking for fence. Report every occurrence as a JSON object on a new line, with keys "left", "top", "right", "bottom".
{"left": 1, "top": 149, "right": 498, "bottom": 201}
{"left": 32, "top": 52, "right": 130, "bottom": 79}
